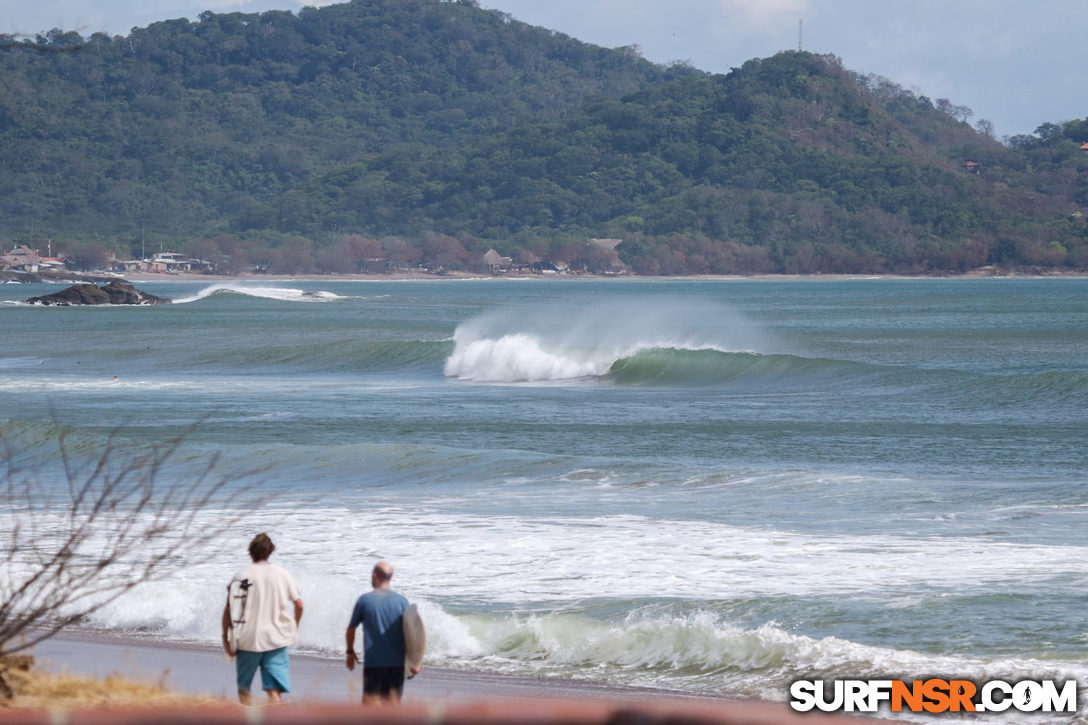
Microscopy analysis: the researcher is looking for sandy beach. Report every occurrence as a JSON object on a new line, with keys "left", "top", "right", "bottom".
{"left": 31, "top": 631, "right": 717, "bottom": 704}
{"left": 21, "top": 632, "right": 888, "bottom": 724}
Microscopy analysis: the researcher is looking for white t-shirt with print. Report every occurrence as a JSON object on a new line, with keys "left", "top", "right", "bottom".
{"left": 228, "top": 561, "right": 301, "bottom": 652}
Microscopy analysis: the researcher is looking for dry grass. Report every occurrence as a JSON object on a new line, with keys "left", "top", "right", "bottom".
{"left": 1, "top": 656, "right": 227, "bottom": 709}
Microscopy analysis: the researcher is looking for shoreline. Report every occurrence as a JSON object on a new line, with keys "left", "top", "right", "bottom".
{"left": 30, "top": 630, "right": 727, "bottom": 704}
{"left": 6, "top": 268, "right": 1088, "bottom": 287}
{"left": 10, "top": 632, "right": 891, "bottom": 724}
{"left": 124, "top": 269, "right": 1088, "bottom": 284}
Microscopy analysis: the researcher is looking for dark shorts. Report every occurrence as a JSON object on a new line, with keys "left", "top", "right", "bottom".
{"left": 363, "top": 666, "right": 405, "bottom": 696}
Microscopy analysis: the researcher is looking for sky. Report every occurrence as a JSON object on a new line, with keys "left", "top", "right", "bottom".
{"left": 1, "top": 0, "right": 1084, "bottom": 139}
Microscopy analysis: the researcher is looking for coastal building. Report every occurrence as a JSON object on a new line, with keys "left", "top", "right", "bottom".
{"left": 120, "top": 252, "right": 213, "bottom": 274}
{"left": 482, "top": 248, "right": 510, "bottom": 273}
{"left": 587, "top": 238, "right": 628, "bottom": 275}
{"left": 1, "top": 245, "right": 42, "bottom": 272}
{"left": 149, "top": 252, "right": 190, "bottom": 273}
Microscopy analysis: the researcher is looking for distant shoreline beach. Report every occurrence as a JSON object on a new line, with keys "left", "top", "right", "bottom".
{"left": 6, "top": 267, "right": 1087, "bottom": 287}
{"left": 120, "top": 268, "right": 1088, "bottom": 284}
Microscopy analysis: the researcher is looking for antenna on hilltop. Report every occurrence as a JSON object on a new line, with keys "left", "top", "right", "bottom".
{"left": 798, "top": 18, "right": 803, "bottom": 52}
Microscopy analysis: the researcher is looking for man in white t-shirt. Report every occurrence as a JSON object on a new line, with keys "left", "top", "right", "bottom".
{"left": 221, "top": 533, "right": 303, "bottom": 705}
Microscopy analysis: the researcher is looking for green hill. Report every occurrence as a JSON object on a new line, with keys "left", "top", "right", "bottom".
{"left": 305, "top": 51, "right": 1083, "bottom": 274}
{"left": 1, "top": 0, "right": 1085, "bottom": 274}
{"left": 0, "top": 0, "right": 690, "bottom": 242}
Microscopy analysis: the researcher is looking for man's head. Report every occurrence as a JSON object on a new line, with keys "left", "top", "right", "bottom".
{"left": 248, "top": 533, "right": 275, "bottom": 562}
{"left": 371, "top": 560, "right": 394, "bottom": 589}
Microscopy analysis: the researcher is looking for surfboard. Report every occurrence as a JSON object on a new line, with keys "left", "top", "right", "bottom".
{"left": 227, "top": 577, "right": 251, "bottom": 645}
{"left": 403, "top": 603, "right": 426, "bottom": 676}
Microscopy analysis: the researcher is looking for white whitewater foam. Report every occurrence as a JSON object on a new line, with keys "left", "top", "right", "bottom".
{"left": 436, "top": 611, "right": 1088, "bottom": 705}
{"left": 0, "top": 376, "right": 194, "bottom": 393}
{"left": 444, "top": 333, "right": 605, "bottom": 381}
{"left": 22, "top": 504, "right": 1087, "bottom": 627}
{"left": 81, "top": 567, "right": 1088, "bottom": 711}
{"left": 444, "top": 299, "right": 771, "bottom": 382}
{"left": 173, "top": 284, "right": 347, "bottom": 304}
{"left": 11, "top": 504, "right": 1087, "bottom": 708}
{"left": 0, "top": 374, "right": 422, "bottom": 395}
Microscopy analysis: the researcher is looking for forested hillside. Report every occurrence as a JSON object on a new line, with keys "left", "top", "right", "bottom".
{"left": 283, "top": 53, "right": 1088, "bottom": 274}
{"left": 1, "top": 0, "right": 1086, "bottom": 275}
{"left": 0, "top": 0, "right": 690, "bottom": 263}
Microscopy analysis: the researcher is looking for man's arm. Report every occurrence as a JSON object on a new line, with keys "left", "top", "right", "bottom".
{"left": 344, "top": 625, "right": 358, "bottom": 671}
{"left": 294, "top": 598, "right": 304, "bottom": 626}
{"left": 221, "top": 601, "right": 234, "bottom": 658}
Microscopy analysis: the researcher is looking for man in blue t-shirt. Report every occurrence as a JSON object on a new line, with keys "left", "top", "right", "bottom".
{"left": 345, "top": 560, "right": 413, "bottom": 704}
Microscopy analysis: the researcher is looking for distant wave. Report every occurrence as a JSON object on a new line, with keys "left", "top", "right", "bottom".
{"left": 0, "top": 339, "right": 454, "bottom": 380}
{"left": 607, "top": 347, "right": 856, "bottom": 385}
{"left": 185, "top": 338, "right": 453, "bottom": 373}
{"left": 444, "top": 336, "right": 850, "bottom": 385}
{"left": 173, "top": 283, "right": 350, "bottom": 304}
{"left": 444, "top": 299, "right": 787, "bottom": 383}
{"left": 3, "top": 284, "right": 348, "bottom": 306}
{"left": 439, "top": 299, "right": 870, "bottom": 385}
{"left": 950, "top": 369, "right": 1088, "bottom": 408}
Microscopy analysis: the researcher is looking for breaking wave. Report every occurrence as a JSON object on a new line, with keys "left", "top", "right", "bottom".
{"left": 81, "top": 573, "right": 1088, "bottom": 707}
{"left": 415, "top": 608, "right": 1088, "bottom": 704}
{"left": 173, "top": 284, "right": 350, "bottom": 304}
{"left": 445, "top": 338, "right": 855, "bottom": 385}
{"left": 443, "top": 299, "right": 792, "bottom": 383}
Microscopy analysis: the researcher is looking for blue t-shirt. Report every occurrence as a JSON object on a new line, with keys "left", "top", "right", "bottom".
{"left": 349, "top": 589, "right": 409, "bottom": 667}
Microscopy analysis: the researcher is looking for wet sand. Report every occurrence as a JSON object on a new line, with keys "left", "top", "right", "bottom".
{"left": 31, "top": 631, "right": 722, "bottom": 704}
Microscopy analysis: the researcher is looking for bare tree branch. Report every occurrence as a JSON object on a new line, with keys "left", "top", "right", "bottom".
{"left": 0, "top": 423, "right": 266, "bottom": 659}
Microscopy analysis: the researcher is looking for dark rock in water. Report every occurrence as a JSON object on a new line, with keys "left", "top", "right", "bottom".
{"left": 26, "top": 280, "right": 171, "bottom": 306}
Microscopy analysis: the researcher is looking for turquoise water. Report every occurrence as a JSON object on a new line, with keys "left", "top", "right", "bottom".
{"left": 2, "top": 277, "right": 1087, "bottom": 708}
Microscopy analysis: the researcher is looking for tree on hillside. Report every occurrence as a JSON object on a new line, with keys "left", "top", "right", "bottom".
{"left": 61, "top": 242, "right": 112, "bottom": 271}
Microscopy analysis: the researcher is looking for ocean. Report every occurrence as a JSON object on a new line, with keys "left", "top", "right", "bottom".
{"left": 2, "top": 277, "right": 1086, "bottom": 717}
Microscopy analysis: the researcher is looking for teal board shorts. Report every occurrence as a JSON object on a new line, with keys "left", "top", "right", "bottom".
{"left": 236, "top": 647, "right": 290, "bottom": 693}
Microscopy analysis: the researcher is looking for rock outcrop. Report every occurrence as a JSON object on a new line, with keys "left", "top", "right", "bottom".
{"left": 26, "top": 281, "right": 171, "bottom": 306}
